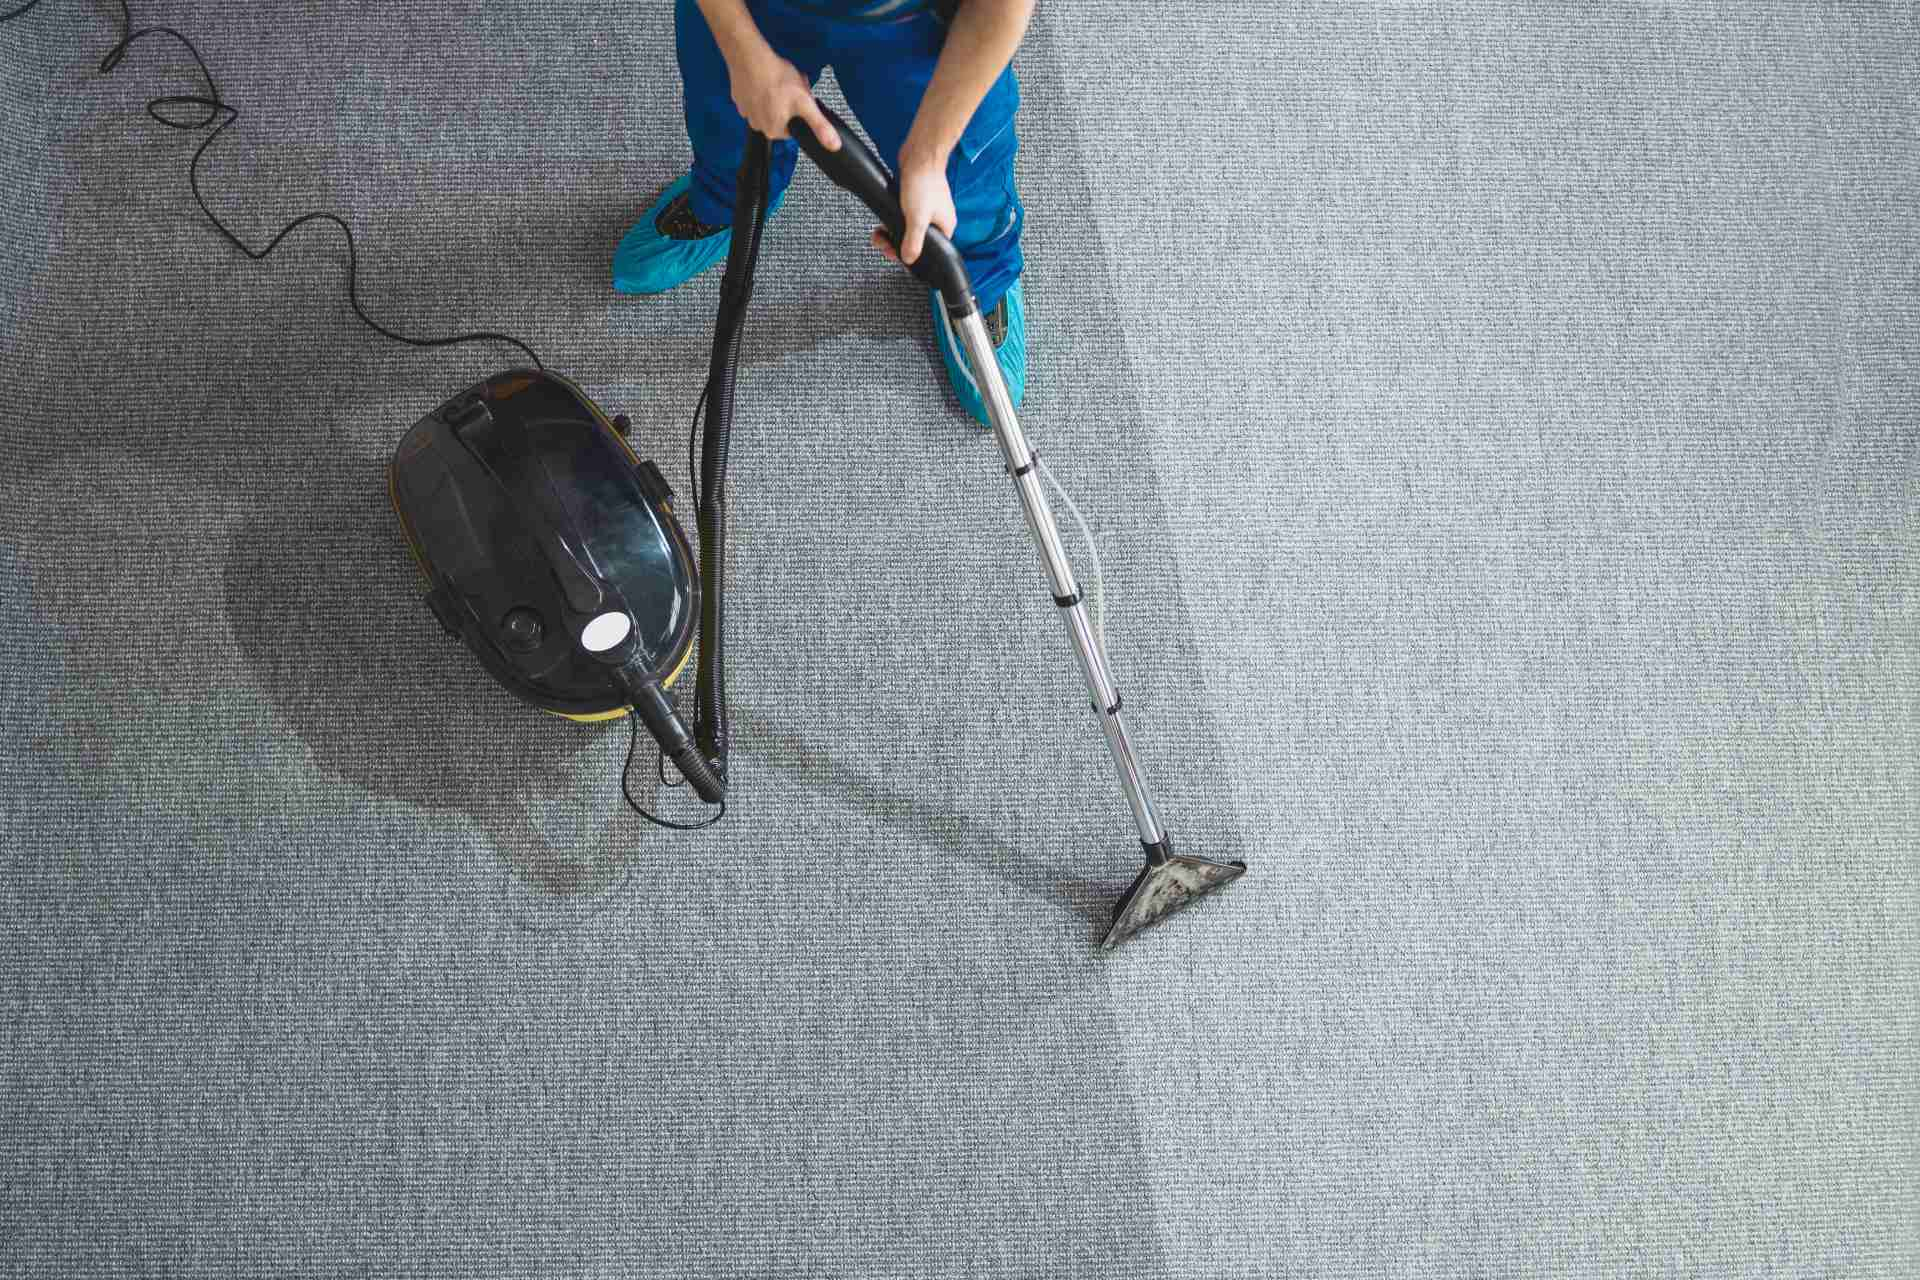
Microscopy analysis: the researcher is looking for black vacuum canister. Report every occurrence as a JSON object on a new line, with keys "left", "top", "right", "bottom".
{"left": 389, "top": 368, "right": 698, "bottom": 721}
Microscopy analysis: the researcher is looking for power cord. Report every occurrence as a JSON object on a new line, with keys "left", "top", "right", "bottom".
{"left": 622, "top": 710, "right": 725, "bottom": 831}
{"left": 6, "top": 1, "right": 741, "bottom": 838}
{"left": 1, "top": 0, "right": 545, "bottom": 369}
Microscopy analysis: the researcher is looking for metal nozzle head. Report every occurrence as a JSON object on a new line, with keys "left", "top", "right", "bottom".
{"left": 1102, "top": 840, "right": 1246, "bottom": 950}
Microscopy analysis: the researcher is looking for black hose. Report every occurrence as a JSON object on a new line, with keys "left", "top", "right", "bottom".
{"left": 624, "top": 670, "right": 725, "bottom": 805}
{"left": 692, "top": 133, "right": 774, "bottom": 782}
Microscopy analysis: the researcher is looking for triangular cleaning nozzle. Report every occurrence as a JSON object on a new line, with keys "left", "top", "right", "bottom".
{"left": 1102, "top": 840, "right": 1247, "bottom": 949}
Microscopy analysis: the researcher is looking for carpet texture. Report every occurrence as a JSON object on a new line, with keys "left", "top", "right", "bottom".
{"left": 3, "top": 2, "right": 1914, "bottom": 1276}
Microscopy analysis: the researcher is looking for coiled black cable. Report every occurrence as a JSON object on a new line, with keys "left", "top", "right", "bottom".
{"left": 2, "top": 0, "right": 544, "bottom": 369}
{"left": 0, "top": 1, "right": 58, "bottom": 24}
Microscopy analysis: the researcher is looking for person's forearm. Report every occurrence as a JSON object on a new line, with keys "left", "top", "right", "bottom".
{"left": 696, "top": 0, "right": 772, "bottom": 70}
{"left": 903, "top": 0, "right": 1036, "bottom": 166}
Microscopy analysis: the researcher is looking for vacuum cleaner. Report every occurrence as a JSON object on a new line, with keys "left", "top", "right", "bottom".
{"left": 387, "top": 368, "right": 721, "bottom": 804}
{"left": 390, "top": 102, "right": 1246, "bottom": 947}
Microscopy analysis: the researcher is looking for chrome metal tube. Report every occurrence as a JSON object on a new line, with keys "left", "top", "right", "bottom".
{"left": 949, "top": 305, "right": 1167, "bottom": 848}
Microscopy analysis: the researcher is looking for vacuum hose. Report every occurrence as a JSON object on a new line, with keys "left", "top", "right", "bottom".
{"left": 787, "top": 101, "right": 973, "bottom": 309}
{"left": 616, "top": 664, "right": 726, "bottom": 804}
{"left": 691, "top": 132, "right": 774, "bottom": 786}
{"left": 683, "top": 108, "right": 963, "bottom": 801}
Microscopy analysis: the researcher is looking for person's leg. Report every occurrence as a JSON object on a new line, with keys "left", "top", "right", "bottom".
{"left": 679, "top": 0, "right": 825, "bottom": 226}
{"left": 613, "top": 0, "right": 825, "bottom": 295}
{"left": 830, "top": 15, "right": 1025, "bottom": 310}
{"left": 827, "top": 11, "right": 1026, "bottom": 423}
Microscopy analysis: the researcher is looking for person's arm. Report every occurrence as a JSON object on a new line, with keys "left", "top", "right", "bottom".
{"left": 906, "top": 0, "right": 1035, "bottom": 169}
{"left": 696, "top": 0, "right": 841, "bottom": 149}
{"left": 881, "top": 0, "right": 1036, "bottom": 266}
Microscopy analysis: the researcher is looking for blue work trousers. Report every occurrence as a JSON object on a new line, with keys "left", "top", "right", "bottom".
{"left": 677, "top": 0, "right": 1025, "bottom": 308}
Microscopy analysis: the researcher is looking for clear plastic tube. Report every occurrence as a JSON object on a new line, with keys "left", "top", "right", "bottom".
{"left": 1034, "top": 455, "right": 1108, "bottom": 655}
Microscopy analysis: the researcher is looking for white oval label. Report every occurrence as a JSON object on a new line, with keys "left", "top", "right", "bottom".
{"left": 580, "top": 611, "right": 633, "bottom": 653}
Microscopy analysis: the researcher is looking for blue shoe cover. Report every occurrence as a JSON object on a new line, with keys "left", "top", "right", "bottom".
{"left": 612, "top": 174, "right": 784, "bottom": 296}
{"left": 931, "top": 277, "right": 1026, "bottom": 427}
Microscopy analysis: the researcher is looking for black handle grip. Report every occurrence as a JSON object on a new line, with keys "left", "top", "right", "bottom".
{"left": 786, "top": 101, "right": 975, "bottom": 309}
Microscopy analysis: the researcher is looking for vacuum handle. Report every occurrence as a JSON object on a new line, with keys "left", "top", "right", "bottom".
{"left": 787, "top": 100, "right": 975, "bottom": 309}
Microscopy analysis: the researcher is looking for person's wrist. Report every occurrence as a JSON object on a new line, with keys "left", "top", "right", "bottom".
{"left": 718, "top": 28, "right": 777, "bottom": 80}
{"left": 900, "top": 129, "right": 953, "bottom": 174}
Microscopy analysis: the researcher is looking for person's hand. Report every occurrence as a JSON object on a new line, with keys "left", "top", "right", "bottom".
{"left": 725, "top": 43, "right": 840, "bottom": 150}
{"left": 872, "top": 141, "right": 956, "bottom": 267}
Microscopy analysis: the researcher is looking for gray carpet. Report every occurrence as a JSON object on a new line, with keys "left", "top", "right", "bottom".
{"left": 3, "top": 2, "right": 1914, "bottom": 1276}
